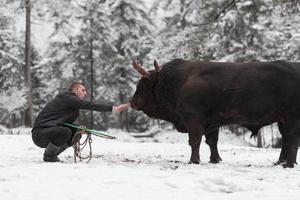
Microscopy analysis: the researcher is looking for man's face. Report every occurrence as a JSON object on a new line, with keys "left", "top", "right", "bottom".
{"left": 73, "top": 84, "right": 87, "bottom": 100}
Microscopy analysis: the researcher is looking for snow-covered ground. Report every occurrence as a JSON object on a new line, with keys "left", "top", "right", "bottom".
{"left": 0, "top": 129, "right": 300, "bottom": 200}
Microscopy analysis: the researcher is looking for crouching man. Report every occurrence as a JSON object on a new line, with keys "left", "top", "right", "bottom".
{"left": 31, "top": 82, "right": 129, "bottom": 162}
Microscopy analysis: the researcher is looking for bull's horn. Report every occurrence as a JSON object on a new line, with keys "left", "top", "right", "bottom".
{"left": 154, "top": 60, "right": 160, "bottom": 72}
{"left": 132, "top": 60, "right": 150, "bottom": 77}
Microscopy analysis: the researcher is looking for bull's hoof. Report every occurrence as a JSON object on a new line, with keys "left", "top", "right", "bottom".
{"left": 274, "top": 160, "right": 297, "bottom": 167}
{"left": 282, "top": 162, "right": 294, "bottom": 168}
{"left": 189, "top": 159, "right": 200, "bottom": 164}
{"left": 209, "top": 157, "right": 222, "bottom": 164}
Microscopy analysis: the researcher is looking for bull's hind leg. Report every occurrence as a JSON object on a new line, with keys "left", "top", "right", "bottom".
{"left": 187, "top": 119, "right": 204, "bottom": 164}
{"left": 275, "top": 122, "right": 289, "bottom": 165}
{"left": 282, "top": 118, "right": 300, "bottom": 168}
{"left": 205, "top": 126, "right": 222, "bottom": 163}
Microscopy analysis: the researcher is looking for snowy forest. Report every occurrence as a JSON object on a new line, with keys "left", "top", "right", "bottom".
{"left": 2, "top": 1, "right": 300, "bottom": 199}
{"left": 1, "top": 0, "right": 300, "bottom": 144}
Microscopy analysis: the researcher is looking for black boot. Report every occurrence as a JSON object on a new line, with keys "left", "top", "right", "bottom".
{"left": 43, "top": 143, "right": 61, "bottom": 162}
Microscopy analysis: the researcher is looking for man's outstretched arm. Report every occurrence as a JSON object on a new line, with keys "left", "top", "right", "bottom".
{"left": 112, "top": 103, "right": 130, "bottom": 113}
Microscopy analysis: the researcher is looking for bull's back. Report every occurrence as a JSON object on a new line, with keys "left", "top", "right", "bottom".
{"left": 169, "top": 60, "right": 300, "bottom": 125}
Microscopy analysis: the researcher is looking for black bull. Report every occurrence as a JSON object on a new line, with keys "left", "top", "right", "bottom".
{"left": 130, "top": 59, "right": 300, "bottom": 168}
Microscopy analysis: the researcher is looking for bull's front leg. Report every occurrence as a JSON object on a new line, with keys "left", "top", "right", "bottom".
{"left": 187, "top": 120, "right": 204, "bottom": 164}
{"left": 188, "top": 132, "right": 202, "bottom": 164}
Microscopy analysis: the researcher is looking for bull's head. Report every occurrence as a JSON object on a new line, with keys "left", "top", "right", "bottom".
{"left": 130, "top": 60, "right": 160, "bottom": 118}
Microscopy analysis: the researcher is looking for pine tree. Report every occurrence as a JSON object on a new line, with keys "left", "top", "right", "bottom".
{"left": 0, "top": 0, "right": 27, "bottom": 127}
{"left": 97, "top": 0, "right": 154, "bottom": 130}
{"left": 24, "top": 0, "right": 33, "bottom": 127}
{"left": 35, "top": 0, "right": 156, "bottom": 131}
{"left": 150, "top": 0, "right": 216, "bottom": 61}
{"left": 75, "top": 0, "right": 115, "bottom": 129}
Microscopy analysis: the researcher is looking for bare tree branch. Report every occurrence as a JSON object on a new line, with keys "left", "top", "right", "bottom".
{"left": 215, "top": 0, "right": 236, "bottom": 21}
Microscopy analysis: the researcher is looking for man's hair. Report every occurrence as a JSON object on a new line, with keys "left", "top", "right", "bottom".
{"left": 69, "top": 82, "right": 84, "bottom": 93}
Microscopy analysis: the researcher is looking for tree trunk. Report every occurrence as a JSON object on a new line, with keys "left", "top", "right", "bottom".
{"left": 89, "top": 17, "right": 94, "bottom": 129}
{"left": 118, "top": 91, "right": 124, "bottom": 129}
{"left": 271, "top": 124, "right": 274, "bottom": 148}
{"left": 24, "top": 0, "right": 33, "bottom": 127}
{"left": 257, "top": 130, "right": 263, "bottom": 148}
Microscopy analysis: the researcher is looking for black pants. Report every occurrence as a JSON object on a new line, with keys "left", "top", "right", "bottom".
{"left": 32, "top": 126, "right": 76, "bottom": 148}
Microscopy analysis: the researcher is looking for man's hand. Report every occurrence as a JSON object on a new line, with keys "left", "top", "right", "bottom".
{"left": 79, "top": 125, "right": 87, "bottom": 134}
{"left": 113, "top": 103, "right": 130, "bottom": 113}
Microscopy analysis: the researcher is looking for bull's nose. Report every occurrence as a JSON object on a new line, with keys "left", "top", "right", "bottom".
{"left": 129, "top": 101, "right": 134, "bottom": 108}
{"left": 131, "top": 104, "right": 137, "bottom": 110}
{"left": 130, "top": 101, "right": 137, "bottom": 110}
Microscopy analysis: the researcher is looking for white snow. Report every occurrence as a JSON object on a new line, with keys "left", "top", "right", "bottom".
{"left": 1, "top": 129, "right": 300, "bottom": 200}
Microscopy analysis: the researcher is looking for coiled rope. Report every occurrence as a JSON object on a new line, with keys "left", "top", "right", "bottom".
{"left": 72, "top": 130, "right": 93, "bottom": 163}
{"left": 63, "top": 123, "right": 116, "bottom": 163}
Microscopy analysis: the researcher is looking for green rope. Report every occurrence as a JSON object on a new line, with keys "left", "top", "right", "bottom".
{"left": 63, "top": 122, "right": 116, "bottom": 163}
{"left": 63, "top": 123, "right": 116, "bottom": 139}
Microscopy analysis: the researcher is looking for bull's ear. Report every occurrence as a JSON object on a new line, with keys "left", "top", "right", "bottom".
{"left": 154, "top": 60, "right": 160, "bottom": 72}
{"left": 132, "top": 60, "right": 150, "bottom": 77}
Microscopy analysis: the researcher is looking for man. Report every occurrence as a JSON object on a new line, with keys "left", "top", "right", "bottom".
{"left": 31, "top": 82, "right": 130, "bottom": 162}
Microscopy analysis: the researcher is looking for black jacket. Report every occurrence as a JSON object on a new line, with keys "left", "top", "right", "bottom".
{"left": 33, "top": 92, "right": 112, "bottom": 128}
